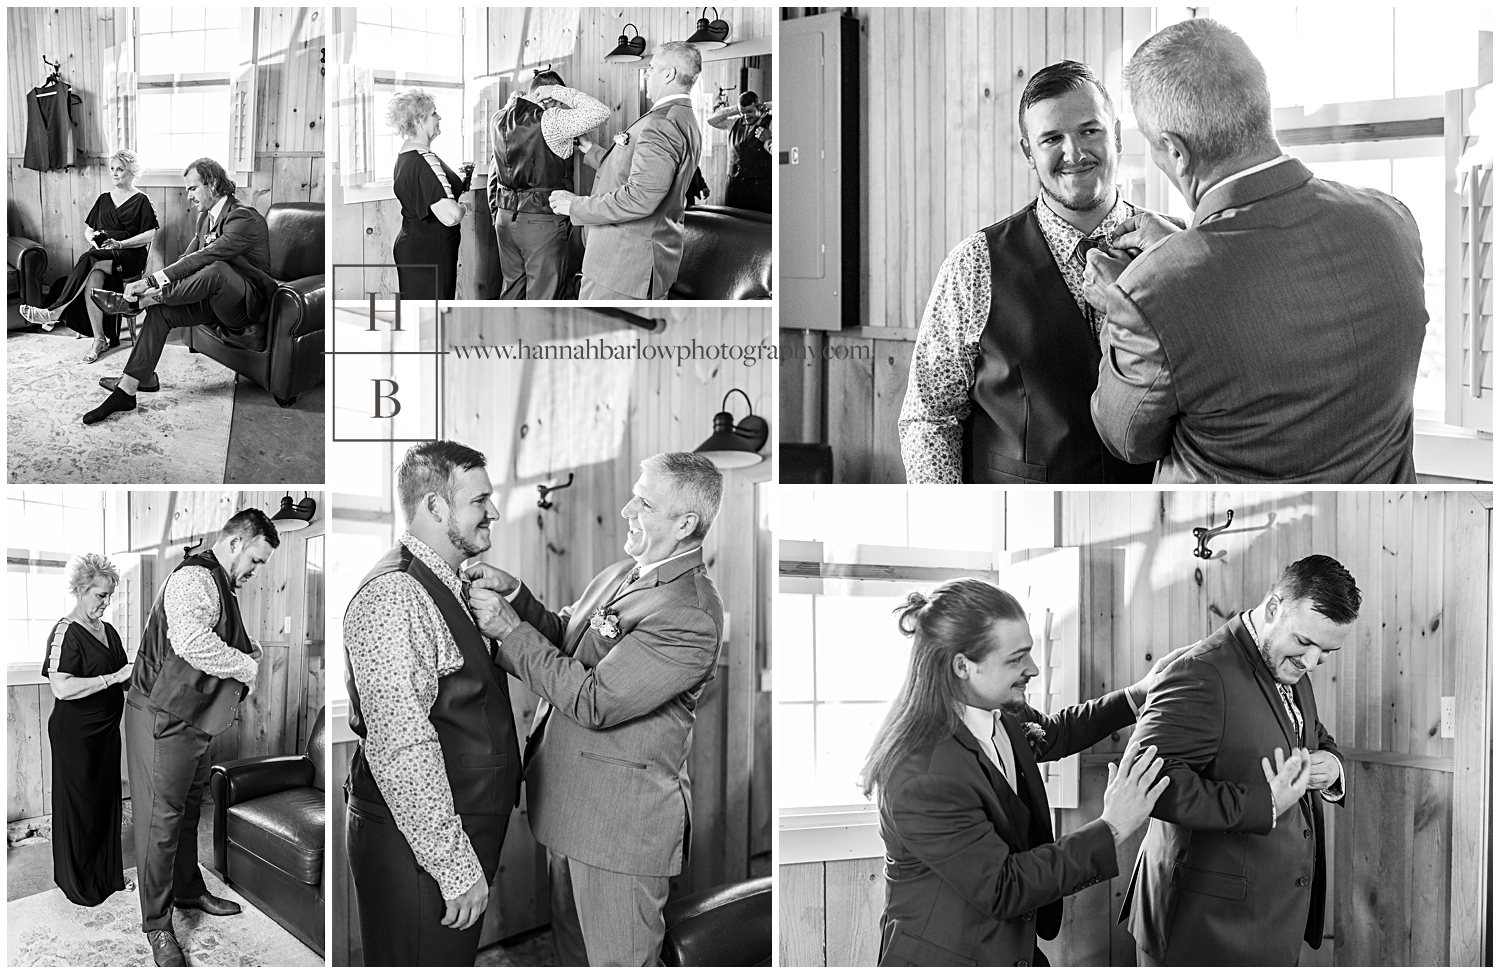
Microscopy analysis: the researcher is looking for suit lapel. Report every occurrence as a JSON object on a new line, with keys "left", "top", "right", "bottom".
{"left": 1001, "top": 711, "right": 1055, "bottom": 844}
{"left": 1231, "top": 615, "right": 1298, "bottom": 753}
{"left": 564, "top": 561, "right": 636, "bottom": 658}
{"left": 953, "top": 720, "right": 1032, "bottom": 848}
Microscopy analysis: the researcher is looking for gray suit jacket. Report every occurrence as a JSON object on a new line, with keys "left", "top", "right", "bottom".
{"left": 497, "top": 549, "right": 723, "bottom": 877}
{"left": 1091, "top": 157, "right": 1427, "bottom": 483}
{"left": 571, "top": 98, "right": 702, "bottom": 299}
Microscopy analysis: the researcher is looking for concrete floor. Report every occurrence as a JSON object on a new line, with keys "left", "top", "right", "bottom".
{"left": 6, "top": 799, "right": 218, "bottom": 904}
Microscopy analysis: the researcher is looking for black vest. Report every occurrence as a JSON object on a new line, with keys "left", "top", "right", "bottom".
{"left": 962, "top": 205, "right": 1156, "bottom": 484}
{"left": 729, "top": 114, "right": 772, "bottom": 180}
{"left": 23, "top": 82, "right": 80, "bottom": 172}
{"left": 491, "top": 99, "right": 574, "bottom": 214}
{"left": 128, "top": 549, "right": 252, "bottom": 735}
{"left": 346, "top": 545, "right": 521, "bottom": 827}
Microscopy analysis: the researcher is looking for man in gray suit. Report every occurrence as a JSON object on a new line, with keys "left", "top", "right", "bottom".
{"left": 549, "top": 41, "right": 704, "bottom": 300}
{"left": 466, "top": 452, "right": 725, "bottom": 965}
{"left": 1082, "top": 19, "right": 1428, "bottom": 483}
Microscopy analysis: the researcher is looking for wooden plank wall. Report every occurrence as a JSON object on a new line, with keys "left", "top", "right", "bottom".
{"left": 780, "top": 490, "right": 1492, "bottom": 966}
{"left": 335, "top": 6, "right": 773, "bottom": 299}
{"left": 778, "top": 7, "right": 1133, "bottom": 478}
{"left": 7, "top": 8, "right": 323, "bottom": 289}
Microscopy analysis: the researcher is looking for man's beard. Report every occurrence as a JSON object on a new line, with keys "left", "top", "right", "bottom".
{"left": 1040, "top": 176, "right": 1111, "bottom": 213}
{"left": 447, "top": 518, "right": 491, "bottom": 558}
{"left": 1258, "top": 643, "right": 1301, "bottom": 685}
{"left": 998, "top": 694, "right": 1031, "bottom": 718}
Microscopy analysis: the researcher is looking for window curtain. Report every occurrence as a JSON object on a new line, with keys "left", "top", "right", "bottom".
{"left": 103, "top": 6, "right": 137, "bottom": 156}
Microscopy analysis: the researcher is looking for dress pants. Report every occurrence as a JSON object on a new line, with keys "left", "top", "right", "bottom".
{"left": 548, "top": 847, "right": 671, "bottom": 967}
{"left": 346, "top": 794, "right": 507, "bottom": 966}
{"left": 494, "top": 210, "right": 570, "bottom": 300}
{"left": 579, "top": 276, "right": 656, "bottom": 301}
{"left": 725, "top": 176, "right": 772, "bottom": 213}
{"left": 123, "top": 263, "right": 257, "bottom": 384}
{"left": 123, "top": 699, "right": 213, "bottom": 932}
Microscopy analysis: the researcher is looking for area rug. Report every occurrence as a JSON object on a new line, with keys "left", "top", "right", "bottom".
{"left": 7, "top": 329, "right": 235, "bottom": 484}
{"left": 8, "top": 865, "right": 320, "bottom": 967}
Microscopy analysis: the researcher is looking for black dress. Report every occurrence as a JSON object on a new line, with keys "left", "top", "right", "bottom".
{"left": 52, "top": 192, "right": 160, "bottom": 314}
{"left": 392, "top": 149, "right": 465, "bottom": 300}
{"left": 41, "top": 619, "right": 128, "bottom": 907}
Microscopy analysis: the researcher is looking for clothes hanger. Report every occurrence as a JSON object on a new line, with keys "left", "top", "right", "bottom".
{"left": 36, "top": 56, "right": 62, "bottom": 97}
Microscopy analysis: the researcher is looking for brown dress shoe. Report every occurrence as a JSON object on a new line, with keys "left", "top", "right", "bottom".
{"left": 173, "top": 891, "right": 242, "bottom": 916}
{"left": 146, "top": 929, "right": 186, "bottom": 967}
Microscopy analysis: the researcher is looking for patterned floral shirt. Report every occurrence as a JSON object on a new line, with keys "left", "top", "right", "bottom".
{"left": 495, "top": 85, "right": 611, "bottom": 160}
{"left": 898, "top": 195, "right": 1136, "bottom": 484}
{"left": 344, "top": 532, "right": 481, "bottom": 901}
{"left": 163, "top": 566, "right": 259, "bottom": 684}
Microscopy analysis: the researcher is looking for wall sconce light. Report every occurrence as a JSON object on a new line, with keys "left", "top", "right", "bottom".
{"left": 606, "top": 23, "right": 646, "bottom": 63}
{"left": 271, "top": 492, "right": 318, "bottom": 532}
{"left": 695, "top": 389, "right": 767, "bottom": 469}
{"left": 687, "top": 7, "right": 730, "bottom": 50}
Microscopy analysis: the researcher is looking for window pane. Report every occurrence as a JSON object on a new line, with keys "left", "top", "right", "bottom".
{"left": 139, "top": 8, "right": 172, "bottom": 34}
{"left": 139, "top": 36, "right": 174, "bottom": 73}
{"left": 908, "top": 488, "right": 993, "bottom": 550}
{"left": 815, "top": 702, "right": 889, "bottom": 806}
{"left": 205, "top": 6, "right": 241, "bottom": 31}
{"left": 814, "top": 595, "right": 912, "bottom": 702}
{"left": 774, "top": 702, "right": 816, "bottom": 807}
{"left": 171, "top": 8, "right": 205, "bottom": 32}
{"left": 776, "top": 593, "right": 815, "bottom": 701}
{"left": 776, "top": 488, "right": 817, "bottom": 542}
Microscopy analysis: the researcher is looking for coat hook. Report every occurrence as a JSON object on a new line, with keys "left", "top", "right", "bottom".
{"left": 537, "top": 473, "right": 575, "bottom": 510}
{"left": 1192, "top": 510, "right": 1234, "bottom": 560}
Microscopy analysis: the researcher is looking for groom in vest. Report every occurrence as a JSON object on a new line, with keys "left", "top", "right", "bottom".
{"left": 467, "top": 451, "right": 725, "bottom": 965}
{"left": 124, "top": 509, "right": 279, "bottom": 967}
{"left": 898, "top": 61, "right": 1160, "bottom": 484}
{"left": 343, "top": 441, "right": 522, "bottom": 966}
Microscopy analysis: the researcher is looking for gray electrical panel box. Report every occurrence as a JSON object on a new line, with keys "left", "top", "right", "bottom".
{"left": 780, "top": 12, "right": 858, "bottom": 330}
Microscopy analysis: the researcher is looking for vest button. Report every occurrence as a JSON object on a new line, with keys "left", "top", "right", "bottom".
{"left": 1297, "top": 876, "right": 1310, "bottom": 887}
{"left": 1303, "top": 828, "right": 1312, "bottom": 839}
{"left": 1022, "top": 912, "right": 1034, "bottom": 922}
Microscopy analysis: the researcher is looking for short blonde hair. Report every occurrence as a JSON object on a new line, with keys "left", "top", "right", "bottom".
{"left": 386, "top": 87, "right": 437, "bottom": 139}
{"left": 65, "top": 553, "right": 119, "bottom": 598}
{"left": 109, "top": 149, "right": 142, "bottom": 180}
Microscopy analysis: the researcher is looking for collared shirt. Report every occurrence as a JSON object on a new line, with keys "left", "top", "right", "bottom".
{"left": 652, "top": 93, "right": 693, "bottom": 110}
{"left": 497, "top": 85, "right": 611, "bottom": 160}
{"left": 344, "top": 531, "right": 481, "bottom": 901}
{"left": 163, "top": 566, "right": 258, "bottom": 684}
{"left": 1241, "top": 611, "right": 1345, "bottom": 807}
{"left": 1199, "top": 153, "right": 1293, "bottom": 205}
{"left": 898, "top": 194, "right": 1136, "bottom": 484}
{"left": 961, "top": 704, "right": 1018, "bottom": 791}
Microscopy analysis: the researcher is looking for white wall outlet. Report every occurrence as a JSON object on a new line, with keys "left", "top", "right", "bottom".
{"left": 1441, "top": 697, "right": 1455, "bottom": 738}
{"left": 283, "top": 615, "right": 292, "bottom": 634}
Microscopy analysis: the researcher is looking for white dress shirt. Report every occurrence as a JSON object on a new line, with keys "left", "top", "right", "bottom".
{"left": 961, "top": 704, "right": 1017, "bottom": 791}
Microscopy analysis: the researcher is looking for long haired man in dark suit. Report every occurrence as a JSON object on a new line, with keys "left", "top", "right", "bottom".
{"left": 1085, "top": 19, "right": 1427, "bottom": 482}
{"left": 85, "top": 157, "right": 277, "bottom": 424}
{"left": 1119, "top": 554, "right": 1356, "bottom": 964}
{"left": 860, "top": 579, "right": 1220, "bottom": 967}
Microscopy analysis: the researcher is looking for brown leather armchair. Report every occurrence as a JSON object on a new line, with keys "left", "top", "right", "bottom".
{"left": 670, "top": 205, "right": 772, "bottom": 300}
{"left": 659, "top": 877, "right": 772, "bottom": 966}
{"left": 210, "top": 708, "right": 325, "bottom": 955}
{"left": 190, "top": 202, "right": 324, "bottom": 407}
{"left": 8, "top": 234, "right": 47, "bottom": 313}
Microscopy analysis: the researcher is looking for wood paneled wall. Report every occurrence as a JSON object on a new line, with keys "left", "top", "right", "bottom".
{"left": 781, "top": 490, "right": 1492, "bottom": 966}
{"left": 335, "top": 6, "right": 773, "bottom": 299}
{"left": 8, "top": 490, "right": 327, "bottom": 824}
{"left": 7, "top": 8, "right": 323, "bottom": 289}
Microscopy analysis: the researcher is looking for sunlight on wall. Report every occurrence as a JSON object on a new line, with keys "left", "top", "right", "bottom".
{"left": 513, "top": 331, "right": 635, "bottom": 480}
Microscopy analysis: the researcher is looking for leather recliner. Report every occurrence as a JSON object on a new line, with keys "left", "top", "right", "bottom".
{"left": 659, "top": 876, "right": 772, "bottom": 966}
{"left": 670, "top": 205, "right": 772, "bottom": 300}
{"left": 190, "top": 201, "right": 324, "bottom": 407}
{"left": 9, "top": 234, "right": 47, "bottom": 315}
{"left": 210, "top": 708, "right": 326, "bottom": 955}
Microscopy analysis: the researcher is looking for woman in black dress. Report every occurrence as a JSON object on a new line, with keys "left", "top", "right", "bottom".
{"left": 387, "top": 87, "right": 471, "bottom": 300}
{"left": 42, "top": 553, "right": 134, "bottom": 907}
{"left": 19, "top": 149, "right": 159, "bottom": 362}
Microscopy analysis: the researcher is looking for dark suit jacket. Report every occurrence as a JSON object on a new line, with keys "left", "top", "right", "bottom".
{"left": 877, "top": 690, "right": 1135, "bottom": 966}
{"left": 1118, "top": 616, "right": 1345, "bottom": 965}
{"left": 163, "top": 195, "right": 277, "bottom": 324}
{"left": 571, "top": 98, "right": 702, "bottom": 298}
{"left": 1091, "top": 157, "right": 1427, "bottom": 483}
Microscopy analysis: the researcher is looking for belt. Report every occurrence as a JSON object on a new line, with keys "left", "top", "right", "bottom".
{"left": 493, "top": 186, "right": 560, "bottom": 214}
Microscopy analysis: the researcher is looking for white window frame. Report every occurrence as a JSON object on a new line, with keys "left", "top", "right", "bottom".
{"left": 132, "top": 9, "right": 256, "bottom": 187}
{"left": 6, "top": 493, "right": 108, "bottom": 686}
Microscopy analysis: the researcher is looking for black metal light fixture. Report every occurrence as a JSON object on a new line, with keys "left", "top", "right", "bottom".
{"left": 271, "top": 492, "right": 318, "bottom": 532}
{"left": 695, "top": 389, "right": 767, "bottom": 469}
{"left": 687, "top": 7, "right": 730, "bottom": 50}
{"left": 606, "top": 23, "right": 646, "bottom": 63}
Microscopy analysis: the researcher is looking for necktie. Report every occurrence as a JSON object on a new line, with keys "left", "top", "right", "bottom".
{"left": 1278, "top": 683, "right": 1304, "bottom": 741}
{"left": 615, "top": 565, "right": 641, "bottom": 598}
{"left": 1075, "top": 236, "right": 1102, "bottom": 261}
{"left": 991, "top": 713, "right": 1017, "bottom": 791}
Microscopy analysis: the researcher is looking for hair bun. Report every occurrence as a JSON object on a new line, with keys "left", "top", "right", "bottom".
{"left": 893, "top": 589, "right": 930, "bottom": 636}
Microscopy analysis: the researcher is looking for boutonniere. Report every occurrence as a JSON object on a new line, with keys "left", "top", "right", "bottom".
{"left": 613, "top": 132, "right": 630, "bottom": 147}
{"left": 1021, "top": 721, "right": 1047, "bottom": 758}
{"left": 590, "top": 606, "right": 623, "bottom": 639}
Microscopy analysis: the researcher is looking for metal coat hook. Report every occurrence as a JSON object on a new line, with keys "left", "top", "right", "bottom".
{"left": 1192, "top": 510, "right": 1234, "bottom": 560}
{"left": 537, "top": 473, "right": 575, "bottom": 510}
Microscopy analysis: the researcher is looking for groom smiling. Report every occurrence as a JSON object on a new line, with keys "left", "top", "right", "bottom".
{"left": 467, "top": 451, "right": 725, "bottom": 966}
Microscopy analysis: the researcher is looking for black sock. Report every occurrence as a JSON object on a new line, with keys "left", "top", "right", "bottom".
{"left": 83, "top": 388, "right": 136, "bottom": 425}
